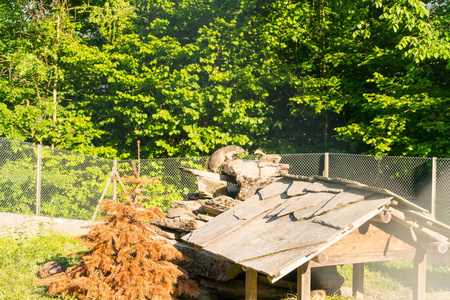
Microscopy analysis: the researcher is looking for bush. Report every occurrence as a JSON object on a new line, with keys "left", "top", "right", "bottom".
{"left": 40, "top": 200, "right": 199, "bottom": 299}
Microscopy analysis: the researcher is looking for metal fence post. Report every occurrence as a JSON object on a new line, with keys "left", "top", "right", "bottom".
{"left": 36, "top": 144, "right": 42, "bottom": 216}
{"left": 323, "top": 152, "right": 329, "bottom": 177}
{"left": 431, "top": 157, "right": 437, "bottom": 218}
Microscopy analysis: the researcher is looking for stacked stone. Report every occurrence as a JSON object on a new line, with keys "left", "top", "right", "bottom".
{"left": 151, "top": 159, "right": 291, "bottom": 299}
{"left": 154, "top": 159, "right": 289, "bottom": 238}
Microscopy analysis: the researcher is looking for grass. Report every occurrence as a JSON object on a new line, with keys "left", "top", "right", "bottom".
{"left": 1, "top": 226, "right": 449, "bottom": 300}
{"left": 334, "top": 261, "right": 450, "bottom": 300}
{"left": 0, "top": 226, "right": 85, "bottom": 300}
{"left": 282, "top": 260, "right": 450, "bottom": 300}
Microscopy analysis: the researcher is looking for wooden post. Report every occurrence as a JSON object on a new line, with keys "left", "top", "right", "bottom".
{"left": 245, "top": 269, "right": 258, "bottom": 300}
{"left": 413, "top": 248, "right": 427, "bottom": 300}
{"left": 353, "top": 263, "right": 364, "bottom": 299}
{"left": 297, "top": 262, "right": 311, "bottom": 300}
{"left": 113, "top": 160, "right": 118, "bottom": 201}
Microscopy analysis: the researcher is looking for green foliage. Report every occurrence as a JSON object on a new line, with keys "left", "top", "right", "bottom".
{"left": 0, "top": 0, "right": 449, "bottom": 158}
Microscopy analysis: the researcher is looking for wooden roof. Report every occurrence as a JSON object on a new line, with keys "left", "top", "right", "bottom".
{"left": 182, "top": 175, "right": 450, "bottom": 283}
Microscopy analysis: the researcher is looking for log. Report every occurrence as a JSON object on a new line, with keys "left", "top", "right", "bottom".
{"left": 172, "top": 241, "right": 243, "bottom": 281}
{"left": 312, "top": 252, "right": 329, "bottom": 265}
{"left": 200, "top": 277, "right": 291, "bottom": 299}
{"left": 422, "top": 241, "right": 449, "bottom": 254}
{"left": 390, "top": 208, "right": 448, "bottom": 243}
{"left": 371, "top": 210, "right": 391, "bottom": 224}
{"left": 402, "top": 209, "right": 450, "bottom": 239}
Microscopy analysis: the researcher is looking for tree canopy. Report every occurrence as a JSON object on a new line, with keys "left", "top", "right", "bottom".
{"left": 0, "top": 0, "right": 449, "bottom": 159}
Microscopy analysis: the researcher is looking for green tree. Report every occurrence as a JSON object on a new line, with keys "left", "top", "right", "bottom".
{"left": 0, "top": 0, "right": 117, "bottom": 157}
{"left": 282, "top": 0, "right": 450, "bottom": 156}
{"left": 1, "top": 0, "right": 448, "bottom": 159}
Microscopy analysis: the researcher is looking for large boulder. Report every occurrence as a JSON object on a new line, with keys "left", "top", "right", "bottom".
{"left": 39, "top": 261, "right": 65, "bottom": 279}
{"left": 154, "top": 217, "right": 206, "bottom": 232}
{"left": 235, "top": 176, "right": 279, "bottom": 200}
{"left": 165, "top": 200, "right": 208, "bottom": 218}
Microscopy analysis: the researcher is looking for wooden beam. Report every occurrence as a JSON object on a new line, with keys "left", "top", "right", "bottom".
{"left": 297, "top": 262, "right": 311, "bottom": 300}
{"left": 390, "top": 208, "right": 448, "bottom": 242}
{"left": 245, "top": 269, "right": 258, "bottom": 300}
{"left": 352, "top": 263, "right": 364, "bottom": 299}
{"left": 413, "top": 248, "right": 427, "bottom": 300}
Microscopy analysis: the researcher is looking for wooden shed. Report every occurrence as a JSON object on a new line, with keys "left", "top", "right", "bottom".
{"left": 182, "top": 174, "right": 450, "bottom": 300}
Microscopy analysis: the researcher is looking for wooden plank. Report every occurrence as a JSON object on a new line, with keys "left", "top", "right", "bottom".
{"left": 241, "top": 243, "right": 324, "bottom": 280}
{"left": 313, "top": 175, "right": 363, "bottom": 186}
{"left": 413, "top": 248, "right": 427, "bottom": 300}
{"left": 305, "top": 181, "right": 345, "bottom": 193}
{"left": 293, "top": 203, "right": 329, "bottom": 221}
{"left": 310, "top": 223, "right": 417, "bottom": 267}
{"left": 313, "top": 196, "right": 392, "bottom": 230}
{"left": 258, "top": 177, "right": 292, "bottom": 200}
{"left": 245, "top": 269, "right": 258, "bottom": 300}
{"left": 267, "top": 196, "right": 301, "bottom": 218}
{"left": 310, "top": 189, "right": 373, "bottom": 218}
{"left": 276, "top": 192, "right": 335, "bottom": 218}
{"left": 297, "top": 262, "right": 311, "bottom": 300}
{"left": 344, "top": 183, "right": 430, "bottom": 214}
{"left": 352, "top": 263, "right": 364, "bottom": 299}
{"left": 204, "top": 214, "right": 338, "bottom": 264}
{"left": 286, "top": 180, "right": 311, "bottom": 197}
{"left": 182, "top": 193, "right": 286, "bottom": 247}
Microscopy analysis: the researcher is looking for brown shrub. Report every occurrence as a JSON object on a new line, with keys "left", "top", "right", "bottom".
{"left": 40, "top": 200, "right": 200, "bottom": 299}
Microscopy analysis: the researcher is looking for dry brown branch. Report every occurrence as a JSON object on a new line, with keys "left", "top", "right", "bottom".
{"left": 40, "top": 200, "right": 200, "bottom": 299}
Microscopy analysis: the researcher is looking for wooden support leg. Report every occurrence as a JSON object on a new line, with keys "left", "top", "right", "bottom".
{"left": 245, "top": 269, "right": 258, "bottom": 300}
{"left": 353, "top": 263, "right": 364, "bottom": 299}
{"left": 297, "top": 262, "right": 311, "bottom": 300}
{"left": 413, "top": 248, "right": 427, "bottom": 300}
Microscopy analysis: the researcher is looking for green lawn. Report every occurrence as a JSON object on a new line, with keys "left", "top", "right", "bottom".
{"left": 1, "top": 228, "right": 449, "bottom": 300}
{"left": 335, "top": 261, "right": 450, "bottom": 300}
{"left": 0, "top": 228, "right": 85, "bottom": 300}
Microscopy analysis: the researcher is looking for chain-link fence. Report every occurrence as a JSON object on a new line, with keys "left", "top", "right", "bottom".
{"left": 0, "top": 137, "right": 449, "bottom": 224}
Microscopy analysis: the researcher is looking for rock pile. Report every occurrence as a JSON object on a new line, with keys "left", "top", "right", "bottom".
{"left": 152, "top": 158, "right": 339, "bottom": 300}
{"left": 154, "top": 160, "right": 289, "bottom": 237}
{"left": 151, "top": 159, "right": 292, "bottom": 299}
